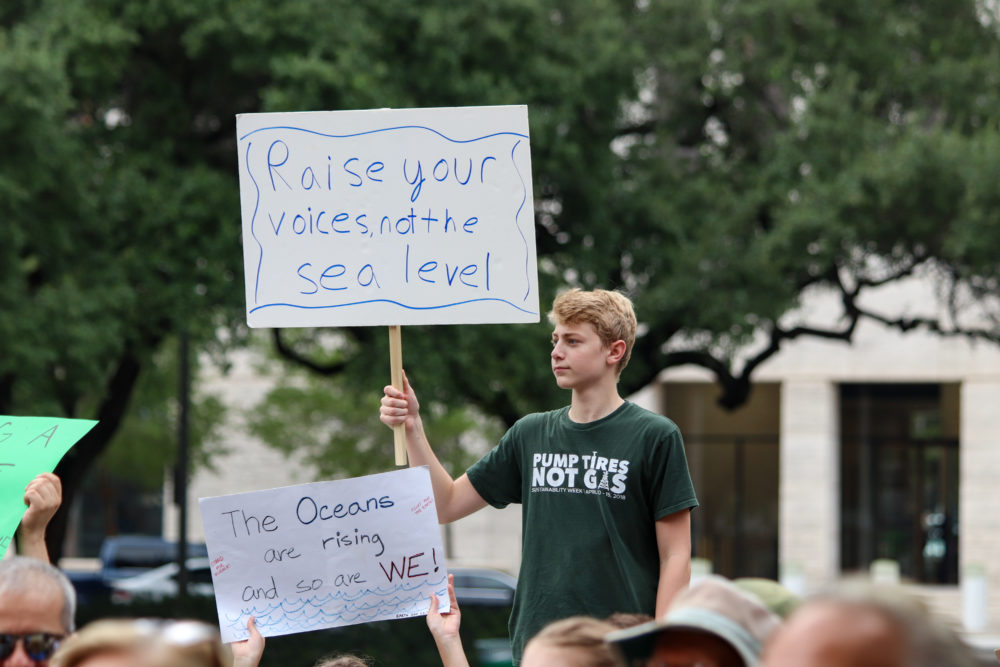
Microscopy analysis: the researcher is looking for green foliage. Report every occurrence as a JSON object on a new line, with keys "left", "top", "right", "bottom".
{"left": 1, "top": 0, "right": 248, "bottom": 416}
{"left": 247, "top": 336, "right": 501, "bottom": 479}
{"left": 4, "top": 0, "right": 1000, "bottom": 550}
{"left": 266, "top": 0, "right": 1000, "bottom": 420}
{"left": 100, "top": 338, "right": 229, "bottom": 489}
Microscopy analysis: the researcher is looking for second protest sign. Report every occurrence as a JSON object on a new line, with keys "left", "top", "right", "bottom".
{"left": 199, "top": 466, "right": 447, "bottom": 643}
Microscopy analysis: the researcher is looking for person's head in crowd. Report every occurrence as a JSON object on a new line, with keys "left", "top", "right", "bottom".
{"left": 50, "top": 619, "right": 231, "bottom": 667}
{"left": 607, "top": 575, "right": 781, "bottom": 667}
{"left": 761, "top": 578, "right": 981, "bottom": 667}
{"left": 604, "top": 613, "right": 654, "bottom": 630}
{"left": 521, "top": 616, "right": 624, "bottom": 667}
{"left": 313, "top": 655, "right": 373, "bottom": 667}
{"left": 732, "top": 578, "right": 800, "bottom": 619}
{"left": 0, "top": 556, "right": 76, "bottom": 667}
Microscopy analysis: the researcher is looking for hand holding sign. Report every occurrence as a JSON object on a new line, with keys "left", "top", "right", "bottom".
{"left": 17, "top": 472, "right": 63, "bottom": 560}
{"left": 426, "top": 573, "right": 466, "bottom": 666}
{"left": 21, "top": 473, "right": 62, "bottom": 531}
{"left": 0, "top": 416, "right": 96, "bottom": 555}
{"left": 230, "top": 617, "right": 265, "bottom": 667}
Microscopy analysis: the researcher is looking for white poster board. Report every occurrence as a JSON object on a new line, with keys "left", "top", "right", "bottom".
{"left": 198, "top": 467, "right": 448, "bottom": 643}
{"left": 237, "top": 105, "right": 539, "bottom": 328}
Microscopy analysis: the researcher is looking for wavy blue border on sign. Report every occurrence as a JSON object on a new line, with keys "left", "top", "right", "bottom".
{"left": 239, "top": 124, "right": 528, "bottom": 143}
{"left": 248, "top": 297, "right": 537, "bottom": 317}
{"left": 240, "top": 123, "right": 535, "bottom": 316}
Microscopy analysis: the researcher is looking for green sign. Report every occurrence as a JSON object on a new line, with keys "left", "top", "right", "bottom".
{"left": 1, "top": 416, "right": 97, "bottom": 552}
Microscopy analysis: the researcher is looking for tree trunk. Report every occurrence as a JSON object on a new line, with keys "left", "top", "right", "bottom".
{"left": 48, "top": 351, "right": 143, "bottom": 562}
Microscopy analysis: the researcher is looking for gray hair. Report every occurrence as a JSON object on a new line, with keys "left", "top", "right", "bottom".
{"left": 810, "top": 578, "right": 978, "bottom": 667}
{"left": 0, "top": 556, "right": 76, "bottom": 633}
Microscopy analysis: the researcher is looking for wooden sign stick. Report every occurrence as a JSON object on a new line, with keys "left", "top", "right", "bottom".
{"left": 389, "top": 325, "right": 407, "bottom": 465}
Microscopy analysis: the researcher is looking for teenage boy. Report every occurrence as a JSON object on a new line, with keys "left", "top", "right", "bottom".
{"left": 380, "top": 288, "right": 698, "bottom": 664}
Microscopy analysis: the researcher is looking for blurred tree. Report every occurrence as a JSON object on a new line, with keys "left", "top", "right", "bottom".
{"left": 91, "top": 339, "right": 228, "bottom": 538}
{"left": 2, "top": 0, "right": 1000, "bottom": 558}
{"left": 612, "top": 0, "right": 1000, "bottom": 407}
{"left": 0, "top": 1, "right": 248, "bottom": 559}
{"left": 261, "top": 0, "right": 1000, "bottom": 443}
{"left": 246, "top": 360, "right": 497, "bottom": 481}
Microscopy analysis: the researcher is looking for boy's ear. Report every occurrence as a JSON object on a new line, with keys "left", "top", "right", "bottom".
{"left": 606, "top": 340, "right": 627, "bottom": 365}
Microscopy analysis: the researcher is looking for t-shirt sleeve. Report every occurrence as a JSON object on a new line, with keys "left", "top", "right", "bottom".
{"left": 651, "top": 423, "right": 699, "bottom": 519}
{"left": 466, "top": 423, "right": 524, "bottom": 509}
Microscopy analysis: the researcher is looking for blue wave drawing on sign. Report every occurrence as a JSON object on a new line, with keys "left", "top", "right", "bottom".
{"left": 223, "top": 574, "right": 449, "bottom": 638}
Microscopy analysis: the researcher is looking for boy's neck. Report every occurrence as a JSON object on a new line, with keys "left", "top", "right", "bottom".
{"left": 568, "top": 385, "right": 625, "bottom": 423}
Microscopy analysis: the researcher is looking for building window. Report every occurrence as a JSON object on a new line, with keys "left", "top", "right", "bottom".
{"left": 840, "top": 383, "right": 959, "bottom": 584}
{"left": 686, "top": 434, "right": 780, "bottom": 580}
{"left": 663, "top": 381, "right": 780, "bottom": 580}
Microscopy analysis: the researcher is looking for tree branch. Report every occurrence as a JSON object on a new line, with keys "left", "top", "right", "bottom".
{"left": 851, "top": 252, "right": 929, "bottom": 290}
{"left": 0, "top": 373, "right": 11, "bottom": 415}
{"left": 271, "top": 329, "right": 347, "bottom": 376}
{"left": 854, "top": 305, "right": 1000, "bottom": 344}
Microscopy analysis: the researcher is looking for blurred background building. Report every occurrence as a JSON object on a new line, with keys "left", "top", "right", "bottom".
{"left": 640, "top": 269, "right": 1000, "bottom": 635}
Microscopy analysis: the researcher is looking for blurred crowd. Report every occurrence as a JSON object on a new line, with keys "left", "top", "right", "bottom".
{"left": 1, "top": 471, "right": 993, "bottom": 667}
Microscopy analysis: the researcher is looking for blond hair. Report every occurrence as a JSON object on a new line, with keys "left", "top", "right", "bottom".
{"left": 526, "top": 616, "right": 624, "bottom": 667}
{"left": 314, "top": 655, "right": 373, "bottom": 667}
{"left": 51, "top": 619, "right": 231, "bottom": 667}
{"left": 549, "top": 288, "right": 637, "bottom": 377}
{"left": 604, "top": 612, "right": 654, "bottom": 629}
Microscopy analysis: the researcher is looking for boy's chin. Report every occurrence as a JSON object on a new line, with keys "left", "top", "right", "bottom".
{"left": 553, "top": 375, "right": 575, "bottom": 389}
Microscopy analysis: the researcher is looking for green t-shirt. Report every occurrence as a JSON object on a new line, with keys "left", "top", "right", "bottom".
{"left": 466, "top": 401, "right": 698, "bottom": 664}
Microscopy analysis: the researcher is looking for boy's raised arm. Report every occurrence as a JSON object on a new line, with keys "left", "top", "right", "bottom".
{"left": 381, "top": 370, "right": 488, "bottom": 524}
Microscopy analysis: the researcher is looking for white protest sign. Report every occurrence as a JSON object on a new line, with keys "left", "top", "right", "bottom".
{"left": 198, "top": 467, "right": 448, "bottom": 643}
{"left": 237, "top": 105, "right": 539, "bottom": 328}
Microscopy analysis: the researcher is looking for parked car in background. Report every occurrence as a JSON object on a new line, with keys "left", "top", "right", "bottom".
{"left": 110, "top": 556, "right": 214, "bottom": 604}
{"left": 100, "top": 534, "right": 208, "bottom": 583}
{"left": 450, "top": 567, "right": 517, "bottom": 607}
{"left": 63, "top": 568, "right": 110, "bottom": 607}
{"left": 64, "top": 535, "right": 209, "bottom": 606}
{"left": 107, "top": 558, "right": 515, "bottom": 607}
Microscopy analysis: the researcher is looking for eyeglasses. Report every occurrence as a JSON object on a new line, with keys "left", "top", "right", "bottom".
{"left": 0, "top": 632, "right": 64, "bottom": 661}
